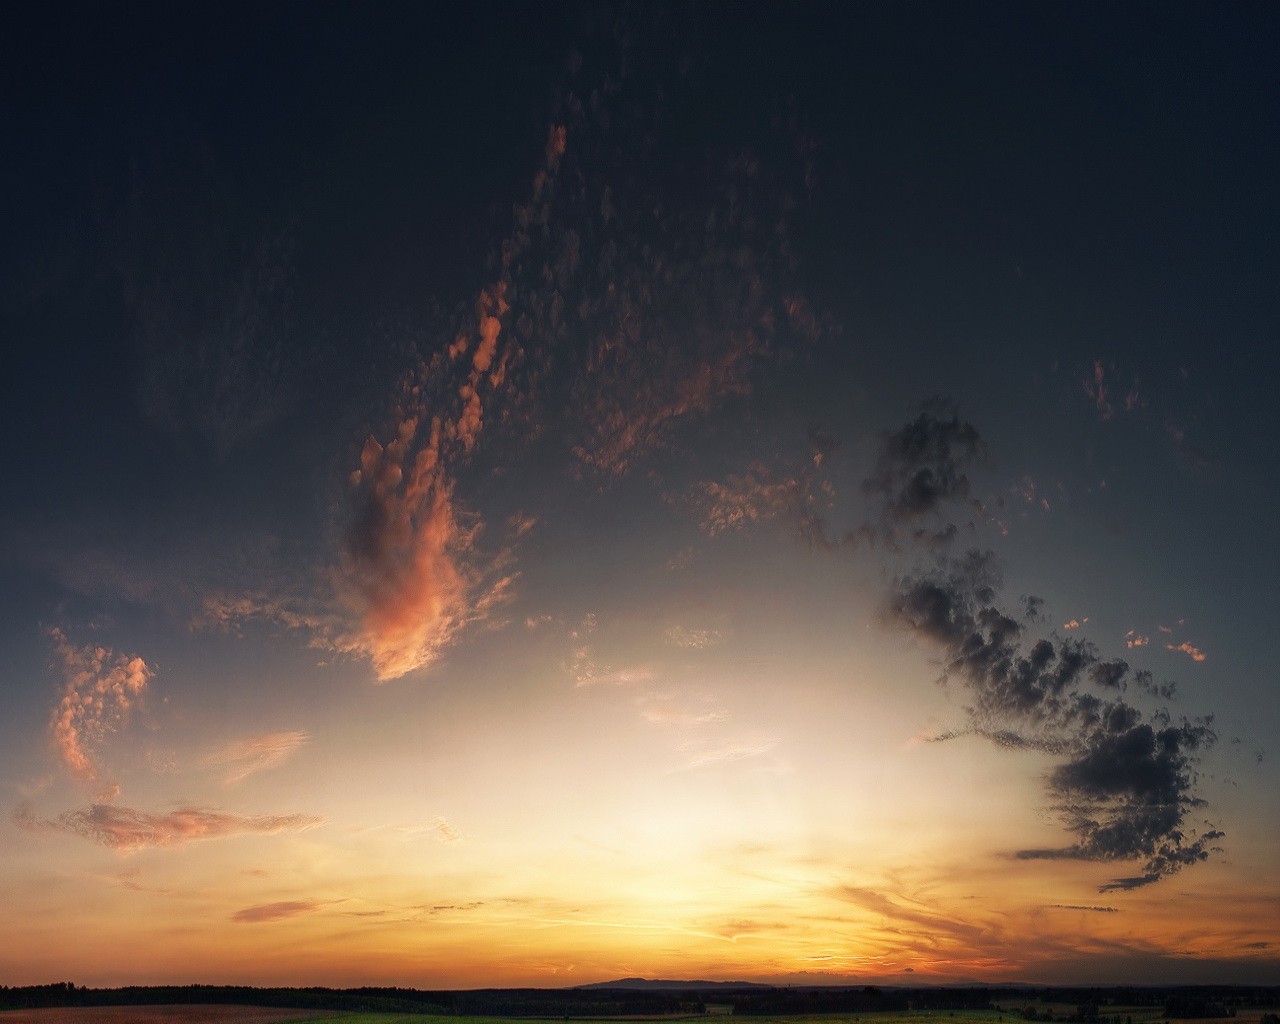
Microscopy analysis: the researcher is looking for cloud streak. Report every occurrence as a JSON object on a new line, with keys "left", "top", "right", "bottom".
{"left": 14, "top": 802, "right": 322, "bottom": 852}
{"left": 232, "top": 899, "right": 325, "bottom": 923}
{"left": 204, "top": 730, "right": 309, "bottom": 785}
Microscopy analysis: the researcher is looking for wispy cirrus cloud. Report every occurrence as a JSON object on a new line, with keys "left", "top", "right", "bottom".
{"left": 46, "top": 627, "right": 152, "bottom": 786}
{"left": 204, "top": 730, "right": 309, "bottom": 785}
{"left": 429, "top": 816, "right": 463, "bottom": 843}
{"left": 1047, "top": 904, "right": 1119, "bottom": 913}
{"left": 13, "top": 802, "right": 322, "bottom": 852}
{"left": 638, "top": 692, "right": 727, "bottom": 727}
{"left": 232, "top": 899, "right": 325, "bottom": 923}
{"left": 680, "top": 736, "right": 778, "bottom": 771}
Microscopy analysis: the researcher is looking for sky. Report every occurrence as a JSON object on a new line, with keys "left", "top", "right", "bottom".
{"left": 2, "top": 0, "right": 1278, "bottom": 990}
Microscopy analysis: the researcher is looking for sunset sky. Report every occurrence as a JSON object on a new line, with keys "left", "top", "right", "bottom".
{"left": 2, "top": 1, "right": 1277, "bottom": 990}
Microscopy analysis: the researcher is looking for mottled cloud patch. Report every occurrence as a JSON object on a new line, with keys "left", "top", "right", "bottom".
{"left": 1126, "top": 630, "right": 1150, "bottom": 648}
{"left": 685, "top": 463, "right": 805, "bottom": 536}
{"left": 1082, "top": 360, "right": 1143, "bottom": 421}
{"left": 863, "top": 403, "right": 983, "bottom": 546}
{"left": 204, "top": 730, "right": 309, "bottom": 785}
{"left": 13, "top": 802, "right": 322, "bottom": 852}
{"left": 194, "top": 591, "right": 333, "bottom": 637}
{"left": 665, "top": 625, "right": 723, "bottom": 649}
{"left": 232, "top": 899, "right": 324, "bottom": 923}
{"left": 1168, "top": 641, "right": 1207, "bottom": 662}
{"left": 46, "top": 628, "right": 152, "bottom": 785}
{"left": 873, "top": 407, "right": 1220, "bottom": 892}
{"left": 485, "top": 59, "right": 821, "bottom": 481}
{"left": 682, "top": 445, "right": 834, "bottom": 548}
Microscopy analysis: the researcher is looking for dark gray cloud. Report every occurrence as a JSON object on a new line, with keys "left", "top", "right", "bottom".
{"left": 875, "top": 408, "right": 1220, "bottom": 892}
{"left": 863, "top": 403, "right": 984, "bottom": 545}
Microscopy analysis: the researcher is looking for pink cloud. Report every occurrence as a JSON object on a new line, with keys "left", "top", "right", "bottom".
{"left": 46, "top": 628, "right": 152, "bottom": 784}
{"left": 13, "top": 802, "right": 322, "bottom": 851}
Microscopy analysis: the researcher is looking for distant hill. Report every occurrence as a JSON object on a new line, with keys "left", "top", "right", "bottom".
{"left": 576, "top": 978, "right": 772, "bottom": 991}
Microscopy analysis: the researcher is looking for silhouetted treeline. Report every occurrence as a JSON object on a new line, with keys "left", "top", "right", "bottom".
{"left": 0, "top": 982, "right": 447, "bottom": 1013}
{"left": 0, "top": 983, "right": 690, "bottom": 1015}
{"left": 1, "top": 981, "right": 1278, "bottom": 1015}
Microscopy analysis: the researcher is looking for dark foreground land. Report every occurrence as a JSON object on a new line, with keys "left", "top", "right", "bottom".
{"left": 0, "top": 1007, "right": 337, "bottom": 1023}
{"left": 1, "top": 983, "right": 1278, "bottom": 1020}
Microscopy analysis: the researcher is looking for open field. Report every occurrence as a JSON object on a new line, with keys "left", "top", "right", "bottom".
{"left": 0, "top": 1007, "right": 338, "bottom": 1023}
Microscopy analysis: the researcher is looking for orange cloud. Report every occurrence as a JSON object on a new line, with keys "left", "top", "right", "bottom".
{"left": 1167, "top": 641, "right": 1207, "bottom": 662}
{"left": 46, "top": 628, "right": 152, "bottom": 785}
{"left": 1126, "top": 630, "right": 1150, "bottom": 648}
{"left": 204, "top": 730, "right": 309, "bottom": 785}
{"left": 13, "top": 802, "right": 322, "bottom": 851}
{"left": 341, "top": 416, "right": 475, "bottom": 681}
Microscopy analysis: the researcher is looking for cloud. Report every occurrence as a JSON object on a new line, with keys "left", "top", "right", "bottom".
{"left": 682, "top": 438, "right": 836, "bottom": 548}
{"left": 204, "top": 730, "right": 309, "bottom": 785}
{"left": 1082, "top": 360, "right": 1142, "bottom": 422}
{"left": 13, "top": 802, "right": 322, "bottom": 851}
{"left": 339, "top": 416, "right": 476, "bottom": 680}
{"left": 194, "top": 591, "right": 333, "bottom": 637}
{"left": 1167, "top": 641, "right": 1207, "bottom": 662}
{"left": 638, "top": 692, "right": 727, "bottom": 727}
{"left": 664, "top": 625, "right": 723, "bottom": 649}
{"left": 863, "top": 403, "right": 983, "bottom": 544}
{"left": 685, "top": 463, "right": 806, "bottom": 536}
{"left": 232, "top": 899, "right": 324, "bottom": 923}
{"left": 476, "top": 59, "right": 820, "bottom": 480}
{"left": 872, "top": 409, "right": 1220, "bottom": 891}
{"left": 1048, "top": 905, "right": 1120, "bottom": 913}
{"left": 46, "top": 628, "right": 153, "bottom": 785}
{"left": 429, "top": 816, "right": 463, "bottom": 843}
{"left": 681, "top": 736, "right": 777, "bottom": 770}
